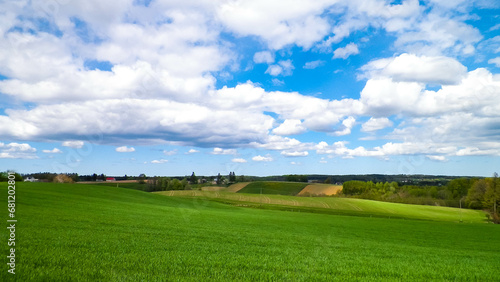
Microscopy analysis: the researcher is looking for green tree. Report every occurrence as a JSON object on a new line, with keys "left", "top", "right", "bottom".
{"left": 0, "top": 172, "right": 7, "bottom": 182}
{"left": 466, "top": 179, "right": 488, "bottom": 209}
{"left": 138, "top": 173, "right": 146, "bottom": 184}
{"left": 169, "top": 179, "right": 183, "bottom": 190}
{"left": 324, "top": 177, "right": 331, "bottom": 184}
{"left": 216, "top": 173, "right": 222, "bottom": 185}
{"left": 342, "top": 181, "right": 366, "bottom": 196}
{"left": 181, "top": 178, "right": 191, "bottom": 190}
{"left": 483, "top": 173, "right": 499, "bottom": 222}
{"left": 189, "top": 172, "right": 198, "bottom": 184}
{"left": 447, "top": 178, "right": 472, "bottom": 199}
{"left": 0, "top": 172, "right": 22, "bottom": 182}
{"left": 69, "top": 173, "right": 79, "bottom": 182}
{"left": 228, "top": 172, "right": 236, "bottom": 183}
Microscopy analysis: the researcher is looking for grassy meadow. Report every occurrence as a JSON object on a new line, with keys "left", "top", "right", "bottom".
{"left": 236, "top": 181, "right": 308, "bottom": 195}
{"left": 158, "top": 190, "right": 486, "bottom": 223}
{"left": 1, "top": 182, "right": 499, "bottom": 281}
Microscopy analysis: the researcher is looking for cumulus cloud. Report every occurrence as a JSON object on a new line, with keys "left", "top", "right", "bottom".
{"left": 186, "top": 149, "right": 199, "bottom": 154}
{"left": 281, "top": 150, "right": 309, "bottom": 157}
{"left": 361, "top": 117, "right": 394, "bottom": 132}
{"left": 253, "top": 51, "right": 275, "bottom": 64}
{"left": 218, "top": 0, "right": 331, "bottom": 49}
{"left": 394, "top": 12, "right": 482, "bottom": 56}
{"left": 426, "top": 155, "right": 447, "bottom": 162}
{"left": 489, "top": 57, "right": 500, "bottom": 67}
{"left": 0, "top": 142, "right": 37, "bottom": 159}
{"left": 0, "top": 98, "right": 275, "bottom": 148}
{"left": 332, "top": 116, "right": 356, "bottom": 136}
{"left": 266, "top": 60, "right": 294, "bottom": 76}
{"left": 333, "top": 43, "right": 359, "bottom": 59}
{"left": 0, "top": 0, "right": 499, "bottom": 166}
{"left": 151, "top": 159, "right": 168, "bottom": 164}
{"left": 272, "top": 119, "right": 306, "bottom": 135}
{"left": 62, "top": 141, "right": 85, "bottom": 149}
{"left": 361, "top": 53, "right": 468, "bottom": 85}
{"left": 212, "top": 148, "right": 237, "bottom": 155}
{"left": 252, "top": 155, "right": 273, "bottom": 162}
{"left": 232, "top": 158, "right": 247, "bottom": 163}
{"left": 303, "top": 60, "right": 325, "bottom": 69}
{"left": 42, "top": 148, "right": 62, "bottom": 154}
{"left": 163, "top": 150, "right": 177, "bottom": 156}
{"left": 116, "top": 146, "right": 135, "bottom": 153}
{"left": 265, "top": 65, "right": 283, "bottom": 76}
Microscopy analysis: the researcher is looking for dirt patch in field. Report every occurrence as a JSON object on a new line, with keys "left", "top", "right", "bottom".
{"left": 201, "top": 186, "right": 226, "bottom": 192}
{"left": 227, "top": 182, "right": 250, "bottom": 192}
{"left": 298, "top": 184, "right": 342, "bottom": 196}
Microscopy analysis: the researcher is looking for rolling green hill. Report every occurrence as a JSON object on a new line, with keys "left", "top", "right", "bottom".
{"left": 1, "top": 182, "right": 499, "bottom": 281}
{"left": 157, "top": 190, "right": 486, "bottom": 223}
{"left": 236, "top": 181, "right": 308, "bottom": 195}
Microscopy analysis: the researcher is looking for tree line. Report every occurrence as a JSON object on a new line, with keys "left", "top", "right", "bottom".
{"left": 342, "top": 174, "right": 500, "bottom": 223}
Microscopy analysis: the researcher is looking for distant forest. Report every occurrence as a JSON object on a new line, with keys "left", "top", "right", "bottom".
{"left": 11, "top": 172, "right": 473, "bottom": 186}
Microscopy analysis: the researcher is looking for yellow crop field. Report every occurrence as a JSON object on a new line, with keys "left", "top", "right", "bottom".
{"left": 298, "top": 184, "right": 342, "bottom": 196}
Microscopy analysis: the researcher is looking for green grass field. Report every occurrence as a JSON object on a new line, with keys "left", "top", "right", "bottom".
{"left": 1, "top": 182, "right": 499, "bottom": 281}
{"left": 236, "top": 181, "right": 308, "bottom": 195}
{"left": 157, "top": 190, "right": 487, "bottom": 223}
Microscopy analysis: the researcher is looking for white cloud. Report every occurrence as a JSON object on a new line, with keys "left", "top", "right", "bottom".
{"left": 252, "top": 155, "right": 273, "bottom": 162}
{"left": 253, "top": 51, "right": 275, "bottom": 64}
{"left": 271, "top": 78, "right": 285, "bottom": 86}
{"left": 490, "top": 23, "right": 500, "bottom": 31}
{"left": 333, "top": 43, "right": 359, "bottom": 59}
{"left": 212, "top": 148, "right": 238, "bottom": 155}
{"left": 394, "top": 12, "right": 482, "bottom": 56}
{"left": 489, "top": 57, "right": 500, "bottom": 67}
{"left": 62, "top": 141, "right": 84, "bottom": 149}
{"left": 281, "top": 150, "right": 309, "bottom": 157}
{"left": 251, "top": 135, "right": 310, "bottom": 152}
{"left": 116, "top": 146, "right": 135, "bottom": 153}
{"left": 315, "top": 138, "right": 500, "bottom": 160}
{"left": 163, "top": 150, "right": 177, "bottom": 156}
{"left": 426, "top": 155, "right": 447, "bottom": 162}
{"left": 0, "top": 142, "right": 37, "bottom": 159}
{"left": 303, "top": 60, "right": 325, "bottom": 69}
{"left": 332, "top": 116, "right": 356, "bottom": 136}
{"left": 361, "top": 117, "right": 394, "bottom": 132}
{"left": 265, "top": 60, "right": 294, "bottom": 76}
{"left": 272, "top": 119, "right": 306, "bottom": 135}
{"left": 1, "top": 1, "right": 499, "bottom": 165}
{"left": 0, "top": 98, "right": 275, "bottom": 148}
{"left": 360, "top": 67, "right": 500, "bottom": 119}
{"left": 186, "top": 149, "right": 199, "bottom": 154}
{"left": 42, "top": 148, "right": 62, "bottom": 154}
{"left": 218, "top": 0, "right": 332, "bottom": 50}
{"left": 266, "top": 65, "right": 283, "bottom": 76}
{"left": 151, "top": 159, "right": 168, "bottom": 164}
{"left": 361, "top": 53, "right": 468, "bottom": 85}
{"left": 232, "top": 158, "right": 247, "bottom": 163}
{"left": 359, "top": 78, "right": 423, "bottom": 116}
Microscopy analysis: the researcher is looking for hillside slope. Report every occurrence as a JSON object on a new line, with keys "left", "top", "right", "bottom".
{"left": 236, "top": 181, "right": 308, "bottom": 195}
{"left": 157, "top": 190, "right": 486, "bottom": 223}
{"left": 2, "top": 182, "right": 499, "bottom": 281}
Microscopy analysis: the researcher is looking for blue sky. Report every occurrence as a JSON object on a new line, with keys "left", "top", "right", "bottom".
{"left": 0, "top": 0, "right": 499, "bottom": 177}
